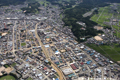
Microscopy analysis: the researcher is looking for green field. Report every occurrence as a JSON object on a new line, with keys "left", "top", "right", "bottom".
{"left": 91, "top": 4, "right": 120, "bottom": 38}
{"left": 91, "top": 6, "right": 112, "bottom": 26}
{"left": 0, "top": 75, "right": 16, "bottom": 80}
{"left": 21, "top": 43, "right": 26, "bottom": 46}
{"left": 86, "top": 44, "right": 120, "bottom": 62}
{"left": 114, "top": 31, "right": 120, "bottom": 38}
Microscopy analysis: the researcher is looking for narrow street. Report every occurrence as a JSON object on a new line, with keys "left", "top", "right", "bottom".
{"left": 35, "top": 22, "right": 66, "bottom": 80}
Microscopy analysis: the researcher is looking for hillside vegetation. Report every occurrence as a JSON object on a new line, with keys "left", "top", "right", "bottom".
{"left": 0, "top": 0, "right": 26, "bottom": 6}
{"left": 47, "top": 0, "right": 120, "bottom": 42}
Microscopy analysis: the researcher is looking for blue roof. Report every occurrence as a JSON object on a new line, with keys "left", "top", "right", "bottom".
{"left": 26, "top": 59, "right": 29, "bottom": 61}
{"left": 80, "top": 56, "right": 83, "bottom": 59}
{"left": 74, "top": 43, "right": 77, "bottom": 44}
{"left": 91, "top": 70, "right": 93, "bottom": 72}
{"left": 55, "top": 51, "right": 59, "bottom": 53}
{"left": 55, "top": 62, "right": 59, "bottom": 65}
{"left": 87, "top": 50, "right": 90, "bottom": 52}
{"left": 45, "top": 60, "right": 49, "bottom": 63}
{"left": 78, "top": 50, "right": 81, "bottom": 52}
{"left": 68, "top": 73, "right": 75, "bottom": 77}
{"left": 56, "top": 78, "right": 59, "bottom": 80}
{"left": 87, "top": 61, "right": 91, "bottom": 64}
{"left": 90, "top": 53, "right": 94, "bottom": 56}
{"left": 93, "top": 64, "right": 96, "bottom": 66}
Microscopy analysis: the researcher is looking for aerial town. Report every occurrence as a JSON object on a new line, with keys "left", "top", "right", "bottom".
{"left": 0, "top": 1, "right": 120, "bottom": 80}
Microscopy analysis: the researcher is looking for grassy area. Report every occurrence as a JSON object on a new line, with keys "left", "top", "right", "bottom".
{"left": 36, "top": 0, "right": 49, "bottom": 6}
{"left": 31, "top": 39, "right": 34, "bottom": 41}
{"left": 4, "top": 64, "right": 9, "bottom": 68}
{"left": 113, "top": 25, "right": 119, "bottom": 30}
{"left": 0, "top": 75, "right": 16, "bottom": 80}
{"left": 21, "top": 43, "right": 26, "bottom": 46}
{"left": 60, "top": 14, "right": 63, "bottom": 19}
{"left": 86, "top": 44, "right": 120, "bottom": 62}
{"left": 119, "top": 21, "right": 120, "bottom": 25}
{"left": 11, "top": 63, "right": 16, "bottom": 67}
{"left": 14, "top": 9, "right": 22, "bottom": 12}
{"left": 69, "top": 25, "right": 72, "bottom": 28}
{"left": 27, "top": 77, "right": 33, "bottom": 80}
{"left": 36, "top": 0, "right": 44, "bottom": 5}
{"left": 114, "top": 31, "right": 120, "bottom": 38}
{"left": 53, "top": 5, "right": 57, "bottom": 8}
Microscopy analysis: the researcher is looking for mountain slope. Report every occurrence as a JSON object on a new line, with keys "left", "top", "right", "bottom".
{"left": 0, "top": 0, "right": 26, "bottom": 6}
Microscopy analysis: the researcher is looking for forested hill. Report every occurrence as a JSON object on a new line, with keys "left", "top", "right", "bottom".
{"left": 83, "top": 0, "right": 120, "bottom": 3}
{"left": 0, "top": 0, "right": 26, "bottom": 6}
{"left": 46, "top": 0, "right": 120, "bottom": 42}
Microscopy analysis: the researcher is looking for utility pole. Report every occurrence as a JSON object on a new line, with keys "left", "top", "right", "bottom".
{"left": 4, "top": 22, "right": 6, "bottom": 29}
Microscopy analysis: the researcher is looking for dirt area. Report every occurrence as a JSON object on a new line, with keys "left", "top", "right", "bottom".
{"left": 94, "top": 36, "right": 103, "bottom": 41}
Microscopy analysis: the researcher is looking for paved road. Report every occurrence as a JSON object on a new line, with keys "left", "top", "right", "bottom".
{"left": 12, "top": 21, "right": 50, "bottom": 80}
{"left": 13, "top": 21, "right": 16, "bottom": 54}
{"left": 35, "top": 22, "right": 66, "bottom": 80}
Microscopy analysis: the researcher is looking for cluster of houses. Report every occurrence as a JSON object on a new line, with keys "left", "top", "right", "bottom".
{"left": 36, "top": 20, "right": 120, "bottom": 80}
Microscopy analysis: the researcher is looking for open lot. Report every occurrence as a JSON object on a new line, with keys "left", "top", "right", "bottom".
{"left": 21, "top": 42, "right": 26, "bottom": 46}
{"left": 0, "top": 75, "right": 16, "bottom": 80}
{"left": 86, "top": 44, "right": 120, "bottom": 62}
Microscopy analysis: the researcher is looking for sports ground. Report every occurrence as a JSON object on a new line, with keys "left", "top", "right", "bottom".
{"left": 0, "top": 75, "right": 16, "bottom": 80}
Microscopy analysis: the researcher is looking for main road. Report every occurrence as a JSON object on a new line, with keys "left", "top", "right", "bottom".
{"left": 35, "top": 22, "right": 66, "bottom": 80}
